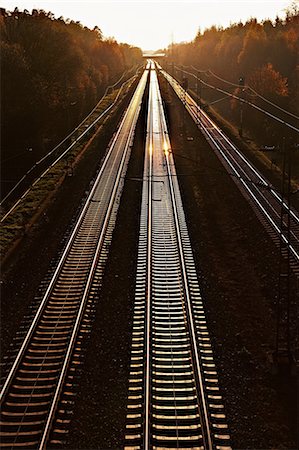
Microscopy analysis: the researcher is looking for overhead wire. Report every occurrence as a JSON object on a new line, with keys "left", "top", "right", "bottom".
{"left": 206, "top": 69, "right": 299, "bottom": 120}
{"left": 0, "top": 69, "right": 141, "bottom": 222}
{"left": 0, "top": 66, "right": 141, "bottom": 209}
{"left": 176, "top": 65, "right": 299, "bottom": 119}
{"left": 173, "top": 65, "right": 299, "bottom": 133}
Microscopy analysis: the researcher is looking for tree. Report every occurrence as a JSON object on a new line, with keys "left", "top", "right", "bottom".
{"left": 248, "top": 63, "right": 288, "bottom": 99}
{"left": 1, "top": 7, "right": 143, "bottom": 194}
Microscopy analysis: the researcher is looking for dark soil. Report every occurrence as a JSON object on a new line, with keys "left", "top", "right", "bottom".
{"left": 159, "top": 74, "right": 298, "bottom": 449}
{"left": 65, "top": 76, "right": 148, "bottom": 450}
{"left": 186, "top": 86, "right": 299, "bottom": 213}
{"left": 1, "top": 69, "right": 297, "bottom": 450}
{"left": 66, "top": 73, "right": 298, "bottom": 449}
{"left": 0, "top": 76, "right": 141, "bottom": 360}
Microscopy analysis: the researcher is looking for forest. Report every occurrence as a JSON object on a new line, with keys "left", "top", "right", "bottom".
{"left": 166, "top": 5, "right": 298, "bottom": 152}
{"left": 0, "top": 8, "right": 142, "bottom": 196}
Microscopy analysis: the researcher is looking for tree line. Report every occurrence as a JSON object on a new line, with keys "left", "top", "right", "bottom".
{"left": 166, "top": 4, "right": 298, "bottom": 147}
{"left": 0, "top": 8, "right": 142, "bottom": 181}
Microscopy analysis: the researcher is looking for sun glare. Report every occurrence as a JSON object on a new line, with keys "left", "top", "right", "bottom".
{"left": 0, "top": 1, "right": 291, "bottom": 50}
{"left": 163, "top": 141, "right": 170, "bottom": 156}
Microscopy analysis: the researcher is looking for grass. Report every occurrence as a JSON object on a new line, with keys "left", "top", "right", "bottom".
{"left": 0, "top": 77, "right": 137, "bottom": 259}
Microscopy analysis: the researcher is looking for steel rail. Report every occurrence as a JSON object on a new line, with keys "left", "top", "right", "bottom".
{"left": 0, "top": 76, "right": 140, "bottom": 404}
{"left": 186, "top": 101, "right": 299, "bottom": 255}
{"left": 173, "top": 65, "right": 299, "bottom": 133}
{"left": 39, "top": 81, "right": 144, "bottom": 449}
{"left": 163, "top": 67, "right": 297, "bottom": 201}
{"left": 207, "top": 69, "right": 299, "bottom": 120}
{"left": 0, "top": 72, "right": 139, "bottom": 223}
{"left": 198, "top": 112, "right": 299, "bottom": 258}
{"left": 157, "top": 81, "right": 213, "bottom": 450}
{"left": 194, "top": 103, "right": 299, "bottom": 226}
{"left": 125, "top": 62, "right": 230, "bottom": 450}
{"left": 191, "top": 98, "right": 299, "bottom": 263}
{"left": 0, "top": 69, "right": 148, "bottom": 449}
{"left": 160, "top": 69, "right": 299, "bottom": 267}
{"left": 144, "top": 67, "right": 154, "bottom": 450}
{"left": 0, "top": 65, "right": 142, "bottom": 209}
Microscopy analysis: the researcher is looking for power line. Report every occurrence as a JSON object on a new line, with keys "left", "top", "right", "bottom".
{"left": 174, "top": 65, "right": 299, "bottom": 134}
{"left": 0, "top": 67, "right": 141, "bottom": 210}
{"left": 190, "top": 65, "right": 210, "bottom": 75}
{"left": 0, "top": 70, "right": 140, "bottom": 222}
{"left": 182, "top": 66, "right": 299, "bottom": 120}
{"left": 246, "top": 86, "right": 299, "bottom": 120}
{"left": 207, "top": 70, "right": 241, "bottom": 88}
{"left": 206, "top": 69, "right": 299, "bottom": 120}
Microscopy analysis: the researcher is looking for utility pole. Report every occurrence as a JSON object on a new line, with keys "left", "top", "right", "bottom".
{"left": 274, "top": 137, "right": 292, "bottom": 372}
{"left": 182, "top": 76, "right": 188, "bottom": 135}
{"left": 196, "top": 70, "right": 202, "bottom": 128}
{"left": 239, "top": 76, "right": 245, "bottom": 138}
{"left": 182, "top": 76, "right": 188, "bottom": 103}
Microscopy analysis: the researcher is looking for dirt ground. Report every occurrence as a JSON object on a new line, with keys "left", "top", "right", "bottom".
{"left": 0, "top": 78, "right": 140, "bottom": 359}
{"left": 160, "top": 74, "right": 298, "bottom": 449}
{"left": 65, "top": 80, "right": 148, "bottom": 450}
{"left": 1, "top": 72, "right": 297, "bottom": 449}
{"left": 66, "top": 74, "right": 298, "bottom": 449}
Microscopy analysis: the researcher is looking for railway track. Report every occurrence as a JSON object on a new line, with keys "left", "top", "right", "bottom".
{"left": 0, "top": 69, "right": 141, "bottom": 224}
{"left": 159, "top": 66, "right": 299, "bottom": 276}
{"left": 125, "top": 63, "right": 230, "bottom": 449}
{"left": 0, "top": 67, "right": 149, "bottom": 449}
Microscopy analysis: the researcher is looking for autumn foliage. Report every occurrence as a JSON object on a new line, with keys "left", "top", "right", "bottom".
{"left": 167, "top": 5, "right": 298, "bottom": 144}
{"left": 0, "top": 8, "right": 142, "bottom": 178}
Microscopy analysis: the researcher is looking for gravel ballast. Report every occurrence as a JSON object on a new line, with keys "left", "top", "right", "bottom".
{"left": 1, "top": 70, "right": 297, "bottom": 449}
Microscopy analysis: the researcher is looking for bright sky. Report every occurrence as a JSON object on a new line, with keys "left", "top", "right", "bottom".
{"left": 1, "top": 0, "right": 293, "bottom": 50}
